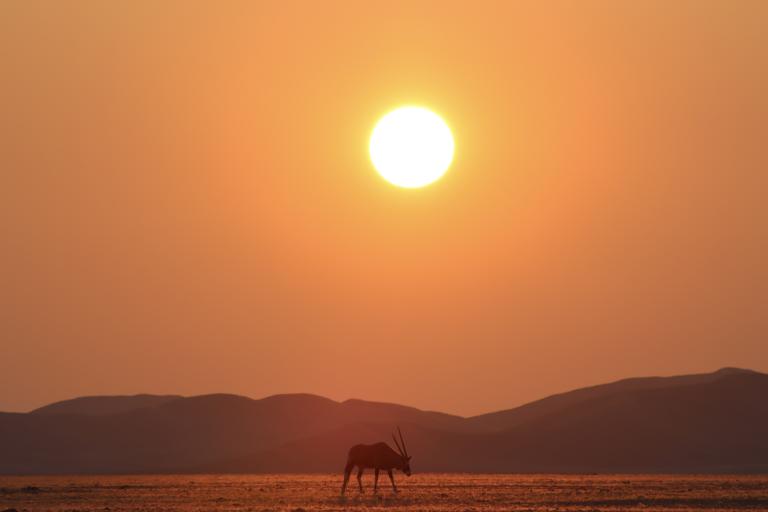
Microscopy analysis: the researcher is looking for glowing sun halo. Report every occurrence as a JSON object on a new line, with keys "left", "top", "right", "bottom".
{"left": 369, "top": 106, "right": 454, "bottom": 188}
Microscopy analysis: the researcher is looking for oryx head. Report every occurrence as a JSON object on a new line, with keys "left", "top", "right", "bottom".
{"left": 392, "top": 426, "right": 412, "bottom": 476}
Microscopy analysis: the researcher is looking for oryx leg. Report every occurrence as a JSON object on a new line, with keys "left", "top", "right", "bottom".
{"left": 387, "top": 469, "right": 398, "bottom": 493}
{"left": 357, "top": 467, "right": 365, "bottom": 493}
{"left": 374, "top": 468, "right": 380, "bottom": 493}
{"left": 341, "top": 461, "right": 353, "bottom": 495}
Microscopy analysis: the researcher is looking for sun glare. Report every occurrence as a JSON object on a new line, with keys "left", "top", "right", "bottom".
{"left": 369, "top": 106, "right": 454, "bottom": 188}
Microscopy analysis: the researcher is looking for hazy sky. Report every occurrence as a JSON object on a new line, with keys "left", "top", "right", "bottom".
{"left": 2, "top": 1, "right": 767, "bottom": 416}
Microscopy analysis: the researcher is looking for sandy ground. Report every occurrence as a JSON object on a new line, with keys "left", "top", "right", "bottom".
{"left": 1, "top": 473, "right": 767, "bottom": 511}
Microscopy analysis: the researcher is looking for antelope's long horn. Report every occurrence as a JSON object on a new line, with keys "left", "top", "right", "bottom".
{"left": 398, "top": 426, "right": 408, "bottom": 457}
{"left": 392, "top": 432, "right": 404, "bottom": 456}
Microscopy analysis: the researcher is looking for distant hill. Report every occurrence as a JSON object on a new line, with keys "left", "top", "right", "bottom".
{"left": 31, "top": 394, "right": 183, "bottom": 416}
{"left": 1, "top": 368, "right": 766, "bottom": 474}
{"left": 466, "top": 367, "right": 760, "bottom": 431}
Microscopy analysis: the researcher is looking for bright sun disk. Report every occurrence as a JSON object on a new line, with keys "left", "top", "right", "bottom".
{"left": 369, "top": 106, "right": 454, "bottom": 188}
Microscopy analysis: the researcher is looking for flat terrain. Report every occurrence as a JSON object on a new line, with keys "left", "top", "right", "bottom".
{"left": 1, "top": 474, "right": 767, "bottom": 511}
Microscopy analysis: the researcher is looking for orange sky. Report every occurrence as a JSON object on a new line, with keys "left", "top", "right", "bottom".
{"left": 2, "top": 1, "right": 767, "bottom": 416}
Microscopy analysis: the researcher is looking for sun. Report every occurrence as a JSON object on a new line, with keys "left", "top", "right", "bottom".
{"left": 369, "top": 106, "right": 454, "bottom": 188}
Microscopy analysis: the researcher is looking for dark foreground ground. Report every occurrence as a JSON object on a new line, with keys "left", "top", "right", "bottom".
{"left": 1, "top": 474, "right": 767, "bottom": 512}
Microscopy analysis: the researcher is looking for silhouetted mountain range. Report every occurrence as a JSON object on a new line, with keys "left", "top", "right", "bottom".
{"left": 31, "top": 394, "right": 183, "bottom": 416}
{"left": 1, "top": 368, "right": 766, "bottom": 474}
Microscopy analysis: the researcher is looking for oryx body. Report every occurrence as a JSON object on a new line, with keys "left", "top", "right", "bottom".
{"left": 341, "top": 428, "right": 412, "bottom": 494}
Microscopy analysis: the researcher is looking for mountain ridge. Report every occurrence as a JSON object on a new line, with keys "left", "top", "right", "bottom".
{"left": 1, "top": 368, "right": 765, "bottom": 474}
{"left": 25, "top": 367, "right": 758, "bottom": 419}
